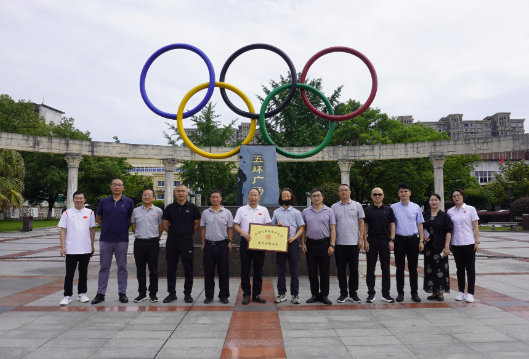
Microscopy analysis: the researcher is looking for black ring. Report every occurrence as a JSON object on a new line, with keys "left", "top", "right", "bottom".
{"left": 219, "top": 44, "right": 297, "bottom": 120}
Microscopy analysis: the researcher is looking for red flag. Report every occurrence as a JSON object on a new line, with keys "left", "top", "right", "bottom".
{"left": 500, "top": 155, "right": 505, "bottom": 164}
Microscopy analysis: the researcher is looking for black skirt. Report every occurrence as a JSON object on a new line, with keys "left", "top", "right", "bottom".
{"left": 423, "top": 242, "right": 450, "bottom": 294}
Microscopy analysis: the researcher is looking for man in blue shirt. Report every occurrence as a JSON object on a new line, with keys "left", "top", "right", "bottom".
{"left": 92, "top": 178, "right": 134, "bottom": 304}
{"left": 390, "top": 183, "right": 425, "bottom": 303}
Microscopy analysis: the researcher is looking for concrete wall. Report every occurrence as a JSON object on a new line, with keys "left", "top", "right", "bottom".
{"left": 2, "top": 203, "right": 65, "bottom": 220}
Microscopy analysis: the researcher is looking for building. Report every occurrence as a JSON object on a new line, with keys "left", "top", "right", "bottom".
{"left": 473, "top": 151, "right": 529, "bottom": 185}
{"left": 184, "top": 122, "right": 260, "bottom": 145}
{"left": 33, "top": 103, "right": 64, "bottom": 125}
{"left": 126, "top": 159, "right": 182, "bottom": 201}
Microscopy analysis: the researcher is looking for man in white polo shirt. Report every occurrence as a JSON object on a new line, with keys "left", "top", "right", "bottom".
{"left": 58, "top": 191, "right": 96, "bottom": 306}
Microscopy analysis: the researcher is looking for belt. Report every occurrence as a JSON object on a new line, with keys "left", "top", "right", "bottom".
{"left": 206, "top": 239, "right": 228, "bottom": 245}
{"left": 135, "top": 237, "right": 160, "bottom": 242}
{"left": 307, "top": 237, "right": 330, "bottom": 242}
{"left": 395, "top": 234, "right": 418, "bottom": 240}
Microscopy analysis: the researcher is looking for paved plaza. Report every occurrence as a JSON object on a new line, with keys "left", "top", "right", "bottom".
{"left": 0, "top": 228, "right": 528, "bottom": 358}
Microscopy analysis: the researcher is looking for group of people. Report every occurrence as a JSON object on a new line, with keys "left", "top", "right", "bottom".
{"left": 58, "top": 179, "right": 480, "bottom": 306}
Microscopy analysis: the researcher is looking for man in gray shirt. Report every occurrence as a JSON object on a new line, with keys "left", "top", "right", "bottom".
{"left": 201, "top": 190, "right": 233, "bottom": 304}
{"left": 331, "top": 184, "right": 365, "bottom": 304}
{"left": 131, "top": 188, "right": 163, "bottom": 303}
{"left": 301, "top": 188, "right": 336, "bottom": 305}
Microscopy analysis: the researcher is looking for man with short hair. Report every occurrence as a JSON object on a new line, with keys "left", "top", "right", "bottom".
{"left": 162, "top": 184, "right": 201, "bottom": 304}
{"left": 92, "top": 179, "right": 135, "bottom": 304}
{"left": 201, "top": 190, "right": 233, "bottom": 304}
{"left": 363, "top": 187, "right": 395, "bottom": 303}
{"left": 131, "top": 188, "right": 163, "bottom": 303}
{"left": 331, "top": 184, "right": 365, "bottom": 304}
{"left": 234, "top": 188, "right": 272, "bottom": 305}
{"left": 302, "top": 188, "right": 336, "bottom": 305}
{"left": 272, "top": 188, "right": 304, "bottom": 305}
{"left": 58, "top": 191, "right": 95, "bottom": 306}
{"left": 391, "top": 183, "right": 425, "bottom": 303}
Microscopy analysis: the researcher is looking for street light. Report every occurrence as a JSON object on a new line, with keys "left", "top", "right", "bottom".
{"left": 506, "top": 181, "right": 514, "bottom": 222}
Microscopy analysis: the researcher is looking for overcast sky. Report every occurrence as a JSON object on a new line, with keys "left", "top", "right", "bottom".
{"left": 1, "top": 0, "right": 528, "bottom": 146}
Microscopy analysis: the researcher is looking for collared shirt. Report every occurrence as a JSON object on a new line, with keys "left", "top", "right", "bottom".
{"left": 234, "top": 204, "right": 271, "bottom": 233}
{"left": 163, "top": 201, "right": 201, "bottom": 247}
{"left": 131, "top": 205, "right": 163, "bottom": 239}
{"left": 201, "top": 206, "right": 234, "bottom": 241}
{"left": 96, "top": 195, "right": 135, "bottom": 242}
{"left": 271, "top": 206, "right": 305, "bottom": 239}
{"left": 331, "top": 199, "right": 365, "bottom": 245}
{"left": 302, "top": 205, "right": 336, "bottom": 239}
{"left": 364, "top": 204, "right": 395, "bottom": 238}
{"left": 447, "top": 203, "right": 479, "bottom": 246}
{"left": 391, "top": 201, "right": 424, "bottom": 236}
{"left": 58, "top": 207, "right": 95, "bottom": 254}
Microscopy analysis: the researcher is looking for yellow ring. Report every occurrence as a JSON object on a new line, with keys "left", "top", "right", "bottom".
{"left": 177, "top": 82, "right": 257, "bottom": 159}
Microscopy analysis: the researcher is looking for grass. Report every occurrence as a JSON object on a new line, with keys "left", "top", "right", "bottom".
{"left": 479, "top": 225, "right": 523, "bottom": 231}
{"left": 0, "top": 219, "right": 60, "bottom": 232}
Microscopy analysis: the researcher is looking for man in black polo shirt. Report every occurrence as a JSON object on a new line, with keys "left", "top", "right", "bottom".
{"left": 162, "top": 184, "right": 201, "bottom": 303}
{"left": 363, "top": 187, "right": 395, "bottom": 304}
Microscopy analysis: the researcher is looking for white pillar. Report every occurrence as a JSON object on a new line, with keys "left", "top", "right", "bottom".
{"left": 430, "top": 155, "right": 446, "bottom": 211}
{"left": 337, "top": 159, "right": 354, "bottom": 186}
{"left": 162, "top": 159, "right": 178, "bottom": 207}
{"left": 195, "top": 192, "right": 202, "bottom": 206}
{"left": 65, "top": 153, "right": 83, "bottom": 210}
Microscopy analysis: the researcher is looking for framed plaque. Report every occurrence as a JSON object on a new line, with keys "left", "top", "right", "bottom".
{"left": 248, "top": 223, "right": 290, "bottom": 253}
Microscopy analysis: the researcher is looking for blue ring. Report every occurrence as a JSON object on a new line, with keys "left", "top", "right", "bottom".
{"left": 139, "top": 44, "right": 215, "bottom": 119}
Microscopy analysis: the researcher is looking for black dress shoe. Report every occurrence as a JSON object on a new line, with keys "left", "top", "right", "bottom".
{"left": 306, "top": 295, "right": 318, "bottom": 303}
{"left": 252, "top": 295, "right": 266, "bottom": 303}
{"left": 219, "top": 297, "right": 229, "bottom": 304}
{"left": 437, "top": 295, "right": 444, "bottom": 302}
{"left": 163, "top": 294, "right": 177, "bottom": 303}
{"left": 242, "top": 295, "right": 250, "bottom": 305}
{"left": 427, "top": 294, "right": 439, "bottom": 300}
{"left": 411, "top": 294, "right": 422, "bottom": 302}
{"left": 91, "top": 293, "right": 105, "bottom": 305}
{"left": 396, "top": 293, "right": 404, "bottom": 302}
{"left": 204, "top": 297, "right": 213, "bottom": 304}
{"left": 184, "top": 294, "right": 194, "bottom": 303}
{"left": 119, "top": 293, "right": 128, "bottom": 303}
{"left": 320, "top": 296, "right": 332, "bottom": 305}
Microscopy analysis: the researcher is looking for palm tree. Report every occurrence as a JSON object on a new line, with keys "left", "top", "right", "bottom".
{"left": 0, "top": 150, "right": 25, "bottom": 212}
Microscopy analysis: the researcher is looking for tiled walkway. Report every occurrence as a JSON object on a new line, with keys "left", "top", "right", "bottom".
{"left": 0, "top": 228, "right": 528, "bottom": 358}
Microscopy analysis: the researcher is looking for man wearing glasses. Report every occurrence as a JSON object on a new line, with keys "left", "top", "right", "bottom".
{"left": 363, "top": 188, "right": 395, "bottom": 303}
{"left": 391, "top": 183, "right": 425, "bottom": 303}
{"left": 302, "top": 188, "right": 336, "bottom": 305}
{"left": 131, "top": 189, "right": 163, "bottom": 303}
{"left": 92, "top": 178, "right": 135, "bottom": 304}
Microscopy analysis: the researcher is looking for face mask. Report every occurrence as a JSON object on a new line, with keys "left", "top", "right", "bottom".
{"left": 282, "top": 200, "right": 292, "bottom": 206}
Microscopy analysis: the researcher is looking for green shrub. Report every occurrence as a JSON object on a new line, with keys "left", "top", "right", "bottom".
{"left": 511, "top": 197, "right": 529, "bottom": 218}
{"left": 135, "top": 200, "right": 165, "bottom": 210}
{"left": 318, "top": 182, "right": 341, "bottom": 207}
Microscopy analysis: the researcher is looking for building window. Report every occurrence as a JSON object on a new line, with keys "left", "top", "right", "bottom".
{"left": 174, "top": 181, "right": 180, "bottom": 187}
{"left": 158, "top": 194, "right": 164, "bottom": 200}
{"left": 158, "top": 181, "right": 165, "bottom": 187}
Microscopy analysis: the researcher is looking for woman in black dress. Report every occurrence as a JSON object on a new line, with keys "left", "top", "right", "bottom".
{"left": 423, "top": 194, "right": 453, "bottom": 301}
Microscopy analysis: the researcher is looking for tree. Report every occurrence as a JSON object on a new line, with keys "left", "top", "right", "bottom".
{"left": 164, "top": 103, "right": 238, "bottom": 205}
{"left": 486, "top": 160, "right": 529, "bottom": 206}
{"left": 0, "top": 150, "right": 25, "bottom": 211}
{"left": 123, "top": 173, "right": 153, "bottom": 204}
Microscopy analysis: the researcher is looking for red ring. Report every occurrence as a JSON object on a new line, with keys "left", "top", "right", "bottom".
{"left": 299, "top": 47, "right": 378, "bottom": 122}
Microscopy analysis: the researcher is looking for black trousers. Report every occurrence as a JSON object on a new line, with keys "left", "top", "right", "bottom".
{"left": 365, "top": 237, "right": 391, "bottom": 297}
{"left": 452, "top": 244, "right": 476, "bottom": 295}
{"left": 394, "top": 234, "right": 419, "bottom": 295}
{"left": 240, "top": 237, "right": 266, "bottom": 297}
{"left": 64, "top": 253, "right": 91, "bottom": 297}
{"left": 166, "top": 246, "right": 194, "bottom": 295}
{"left": 306, "top": 238, "right": 331, "bottom": 297}
{"left": 203, "top": 241, "right": 230, "bottom": 299}
{"left": 134, "top": 239, "right": 159, "bottom": 295}
{"left": 276, "top": 241, "right": 300, "bottom": 296}
{"left": 335, "top": 245, "right": 359, "bottom": 297}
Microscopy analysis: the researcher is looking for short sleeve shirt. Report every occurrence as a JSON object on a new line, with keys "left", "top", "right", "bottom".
{"left": 271, "top": 206, "right": 305, "bottom": 238}
{"left": 58, "top": 207, "right": 96, "bottom": 254}
{"left": 163, "top": 201, "right": 201, "bottom": 247}
{"left": 234, "top": 204, "right": 271, "bottom": 233}
{"left": 391, "top": 201, "right": 425, "bottom": 236}
{"left": 200, "top": 207, "right": 234, "bottom": 241}
{"left": 131, "top": 205, "right": 163, "bottom": 239}
{"left": 447, "top": 204, "right": 479, "bottom": 246}
{"left": 331, "top": 200, "right": 365, "bottom": 245}
{"left": 96, "top": 195, "right": 135, "bottom": 242}
{"left": 302, "top": 205, "right": 336, "bottom": 239}
{"left": 364, "top": 204, "right": 395, "bottom": 239}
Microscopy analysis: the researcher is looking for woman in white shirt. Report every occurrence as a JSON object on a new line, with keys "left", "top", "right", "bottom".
{"left": 447, "top": 189, "right": 480, "bottom": 303}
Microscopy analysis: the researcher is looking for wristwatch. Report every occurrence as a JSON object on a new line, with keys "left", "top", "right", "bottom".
{"left": 389, "top": 238, "right": 395, "bottom": 242}
{"left": 228, "top": 239, "right": 232, "bottom": 243}
{"left": 330, "top": 244, "right": 335, "bottom": 248}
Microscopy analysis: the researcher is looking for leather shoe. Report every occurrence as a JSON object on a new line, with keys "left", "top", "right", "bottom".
{"left": 427, "top": 294, "right": 439, "bottom": 300}
{"left": 306, "top": 295, "right": 318, "bottom": 303}
{"left": 219, "top": 297, "right": 229, "bottom": 304}
{"left": 242, "top": 295, "right": 250, "bottom": 305}
{"left": 252, "top": 295, "right": 266, "bottom": 303}
{"left": 320, "top": 296, "right": 332, "bottom": 305}
{"left": 184, "top": 294, "right": 194, "bottom": 303}
{"left": 204, "top": 297, "right": 213, "bottom": 304}
{"left": 91, "top": 293, "right": 105, "bottom": 305}
{"left": 119, "top": 293, "right": 128, "bottom": 303}
{"left": 411, "top": 294, "right": 422, "bottom": 302}
{"left": 396, "top": 293, "right": 404, "bottom": 302}
{"left": 437, "top": 295, "right": 444, "bottom": 302}
{"left": 163, "top": 294, "right": 177, "bottom": 303}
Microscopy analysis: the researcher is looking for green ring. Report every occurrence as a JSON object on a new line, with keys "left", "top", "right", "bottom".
{"left": 259, "top": 83, "right": 335, "bottom": 159}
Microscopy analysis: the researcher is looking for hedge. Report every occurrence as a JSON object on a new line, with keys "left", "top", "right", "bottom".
{"left": 511, "top": 197, "right": 529, "bottom": 218}
{"left": 476, "top": 211, "right": 510, "bottom": 224}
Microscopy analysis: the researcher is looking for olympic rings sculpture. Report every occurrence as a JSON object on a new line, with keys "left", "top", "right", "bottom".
{"left": 140, "top": 43, "right": 377, "bottom": 159}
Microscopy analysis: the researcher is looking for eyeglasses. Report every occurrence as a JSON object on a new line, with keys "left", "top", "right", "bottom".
{"left": 338, "top": 189, "right": 350, "bottom": 193}
{"left": 311, "top": 194, "right": 322, "bottom": 198}
{"left": 142, "top": 194, "right": 153, "bottom": 197}
{"left": 372, "top": 193, "right": 383, "bottom": 197}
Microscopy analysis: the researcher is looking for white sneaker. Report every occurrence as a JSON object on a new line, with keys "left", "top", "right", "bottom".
{"left": 465, "top": 294, "right": 475, "bottom": 303}
{"left": 60, "top": 296, "right": 71, "bottom": 306}
{"left": 78, "top": 293, "right": 90, "bottom": 303}
{"left": 455, "top": 292, "right": 466, "bottom": 301}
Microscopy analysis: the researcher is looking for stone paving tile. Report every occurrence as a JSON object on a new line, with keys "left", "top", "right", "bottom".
{"left": 88, "top": 346, "right": 159, "bottom": 358}
{"left": 466, "top": 341, "right": 529, "bottom": 353}
{"left": 156, "top": 347, "right": 223, "bottom": 359}
{"left": 283, "top": 336, "right": 344, "bottom": 347}
{"left": 452, "top": 332, "right": 517, "bottom": 343}
{"left": 0, "top": 347, "right": 34, "bottom": 359}
{"left": 388, "top": 326, "right": 447, "bottom": 335}
{"left": 442, "top": 325, "right": 505, "bottom": 334}
{"left": 23, "top": 347, "right": 98, "bottom": 359}
{"left": 341, "top": 336, "right": 402, "bottom": 346}
{"left": 112, "top": 330, "right": 172, "bottom": 339}
{"left": 163, "top": 338, "right": 225, "bottom": 347}
{"left": 479, "top": 317, "right": 529, "bottom": 325}
{"left": 56, "top": 330, "right": 119, "bottom": 339}
{"left": 395, "top": 333, "right": 461, "bottom": 344}
{"left": 416, "top": 354, "right": 486, "bottom": 359}
{"left": 1, "top": 330, "right": 63, "bottom": 339}
{"left": 407, "top": 342, "right": 477, "bottom": 355}
{"left": 102, "top": 338, "right": 167, "bottom": 348}
{"left": 41, "top": 338, "right": 109, "bottom": 348}
{"left": 335, "top": 328, "right": 393, "bottom": 337}
{"left": 346, "top": 344, "right": 415, "bottom": 358}
{"left": 169, "top": 330, "right": 228, "bottom": 339}
{"left": 285, "top": 346, "right": 351, "bottom": 358}
{"left": 0, "top": 338, "right": 49, "bottom": 348}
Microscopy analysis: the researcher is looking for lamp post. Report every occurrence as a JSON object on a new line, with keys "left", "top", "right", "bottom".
{"left": 506, "top": 181, "right": 514, "bottom": 222}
